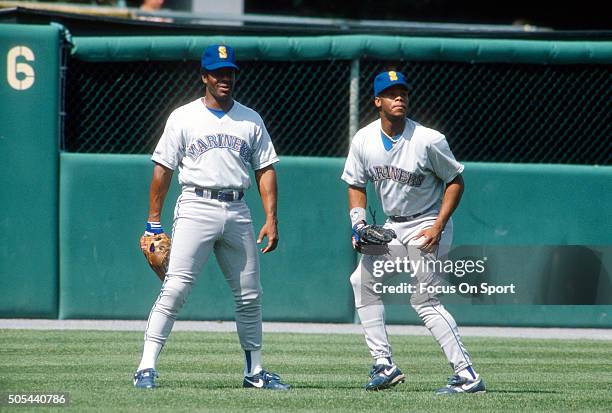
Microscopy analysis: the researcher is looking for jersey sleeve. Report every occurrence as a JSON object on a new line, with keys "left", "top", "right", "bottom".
{"left": 341, "top": 137, "right": 368, "bottom": 187}
{"left": 426, "top": 135, "right": 464, "bottom": 183}
{"left": 151, "top": 111, "right": 185, "bottom": 170}
{"left": 250, "top": 119, "right": 279, "bottom": 170}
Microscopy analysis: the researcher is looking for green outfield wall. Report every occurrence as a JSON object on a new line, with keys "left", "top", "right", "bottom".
{"left": 0, "top": 24, "right": 61, "bottom": 317}
{"left": 56, "top": 154, "right": 612, "bottom": 327}
{"left": 58, "top": 154, "right": 356, "bottom": 322}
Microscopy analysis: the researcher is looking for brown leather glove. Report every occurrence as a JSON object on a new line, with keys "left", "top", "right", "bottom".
{"left": 140, "top": 233, "right": 171, "bottom": 281}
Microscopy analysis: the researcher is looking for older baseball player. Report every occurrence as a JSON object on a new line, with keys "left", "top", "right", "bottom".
{"left": 133, "top": 44, "right": 289, "bottom": 390}
{"left": 341, "top": 70, "right": 485, "bottom": 394}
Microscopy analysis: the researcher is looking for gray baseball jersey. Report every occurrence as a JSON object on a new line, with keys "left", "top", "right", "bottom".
{"left": 152, "top": 98, "right": 279, "bottom": 188}
{"left": 341, "top": 118, "right": 464, "bottom": 217}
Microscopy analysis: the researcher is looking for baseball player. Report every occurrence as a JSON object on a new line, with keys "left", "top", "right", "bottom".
{"left": 341, "top": 70, "right": 485, "bottom": 394}
{"left": 133, "top": 44, "right": 290, "bottom": 391}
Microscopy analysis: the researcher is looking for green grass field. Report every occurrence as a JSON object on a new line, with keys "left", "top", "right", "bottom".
{"left": 1, "top": 329, "right": 611, "bottom": 412}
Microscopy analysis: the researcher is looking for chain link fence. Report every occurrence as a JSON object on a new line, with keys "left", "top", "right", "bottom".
{"left": 65, "top": 60, "right": 351, "bottom": 156}
{"left": 65, "top": 57, "right": 611, "bottom": 164}
{"left": 359, "top": 61, "right": 612, "bottom": 164}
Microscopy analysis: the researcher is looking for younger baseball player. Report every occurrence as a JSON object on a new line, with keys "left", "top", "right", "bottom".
{"left": 133, "top": 44, "right": 289, "bottom": 390}
{"left": 341, "top": 70, "right": 485, "bottom": 394}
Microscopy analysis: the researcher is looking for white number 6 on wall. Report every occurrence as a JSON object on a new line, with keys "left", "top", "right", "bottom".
{"left": 7, "top": 46, "right": 35, "bottom": 90}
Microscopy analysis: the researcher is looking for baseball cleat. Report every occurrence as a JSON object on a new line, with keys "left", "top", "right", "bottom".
{"left": 133, "top": 368, "right": 158, "bottom": 389}
{"left": 243, "top": 369, "right": 290, "bottom": 390}
{"left": 435, "top": 375, "right": 486, "bottom": 395}
{"left": 365, "top": 364, "right": 405, "bottom": 391}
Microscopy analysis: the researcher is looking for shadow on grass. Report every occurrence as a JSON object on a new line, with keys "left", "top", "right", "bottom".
{"left": 167, "top": 384, "right": 361, "bottom": 390}
{"left": 286, "top": 384, "right": 371, "bottom": 390}
{"left": 149, "top": 383, "right": 563, "bottom": 395}
{"left": 486, "top": 389, "right": 560, "bottom": 394}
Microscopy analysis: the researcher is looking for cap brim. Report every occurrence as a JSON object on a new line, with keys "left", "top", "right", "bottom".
{"left": 203, "top": 62, "right": 240, "bottom": 71}
{"left": 375, "top": 81, "right": 410, "bottom": 96}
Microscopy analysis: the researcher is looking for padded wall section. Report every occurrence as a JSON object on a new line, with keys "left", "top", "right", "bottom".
{"left": 247, "top": 157, "right": 356, "bottom": 322}
{"left": 455, "top": 163, "right": 612, "bottom": 245}
{"left": 0, "top": 24, "right": 60, "bottom": 317}
{"left": 59, "top": 154, "right": 355, "bottom": 322}
{"left": 59, "top": 155, "right": 611, "bottom": 326}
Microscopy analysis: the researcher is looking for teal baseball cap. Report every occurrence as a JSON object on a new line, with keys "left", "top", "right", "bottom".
{"left": 374, "top": 71, "right": 409, "bottom": 96}
{"left": 201, "top": 44, "right": 239, "bottom": 71}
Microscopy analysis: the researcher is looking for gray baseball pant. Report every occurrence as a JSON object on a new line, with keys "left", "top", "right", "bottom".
{"left": 350, "top": 214, "right": 473, "bottom": 373}
{"left": 143, "top": 191, "right": 262, "bottom": 352}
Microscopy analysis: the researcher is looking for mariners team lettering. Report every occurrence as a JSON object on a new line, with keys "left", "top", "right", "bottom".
{"left": 371, "top": 165, "right": 425, "bottom": 186}
{"left": 187, "top": 134, "right": 252, "bottom": 164}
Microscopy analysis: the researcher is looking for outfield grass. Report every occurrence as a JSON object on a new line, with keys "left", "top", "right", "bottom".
{"left": 0, "top": 329, "right": 611, "bottom": 412}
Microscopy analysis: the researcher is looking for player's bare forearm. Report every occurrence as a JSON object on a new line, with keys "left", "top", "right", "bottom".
{"left": 255, "top": 165, "right": 278, "bottom": 221}
{"left": 147, "top": 163, "right": 173, "bottom": 222}
{"left": 434, "top": 174, "right": 464, "bottom": 230}
{"left": 348, "top": 185, "right": 367, "bottom": 210}
{"left": 255, "top": 165, "right": 278, "bottom": 253}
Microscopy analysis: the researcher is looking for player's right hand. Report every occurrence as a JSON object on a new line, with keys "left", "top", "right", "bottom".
{"left": 410, "top": 224, "right": 442, "bottom": 253}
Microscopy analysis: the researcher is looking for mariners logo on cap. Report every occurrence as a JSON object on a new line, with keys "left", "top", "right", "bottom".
{"left": 218, "top": 46, "right": 228, "bottom": 59}
{"left": 374, "top": 70, "right": 410, "bottom": 96}
{"left": 201, "top": 44, "right": 239, "bottom": 71}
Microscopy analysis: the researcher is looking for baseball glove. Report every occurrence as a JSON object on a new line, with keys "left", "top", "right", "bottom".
{"left": 353, "top": 224, "right": 397, "bottom": 255}
{"left": 140, "top": 233, "right": 171, "bottom": 281}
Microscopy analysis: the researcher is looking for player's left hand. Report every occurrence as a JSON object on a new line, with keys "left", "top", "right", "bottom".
{"left": 257, "top": 218, "right": 278, "bottom": 254}
{"left": 411, "top": 224, "right": 443, "bottom": 253}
